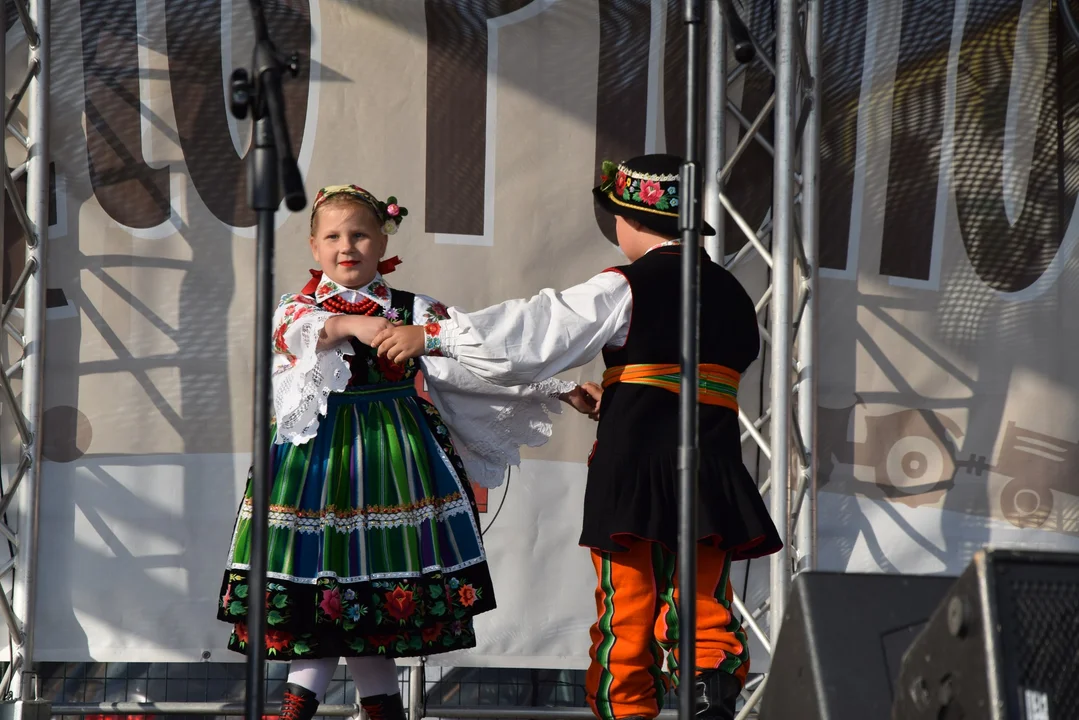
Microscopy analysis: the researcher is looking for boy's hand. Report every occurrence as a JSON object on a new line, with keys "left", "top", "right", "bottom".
{"left": 375, "top": 325, "right": 426, "bottom": 363}
{"left": 348, "top": 316, "right": 394, "bottom": 346}
{"left": 560, "top": 382, "right": 604, "bottom": 421}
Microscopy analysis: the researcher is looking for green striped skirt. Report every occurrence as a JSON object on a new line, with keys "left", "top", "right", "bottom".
{"left": 217, "top": 381, "right": 496, "bottom": 660}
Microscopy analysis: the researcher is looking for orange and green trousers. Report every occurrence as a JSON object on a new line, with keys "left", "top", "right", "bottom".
{"left": 585, "top": 539, "right": 750, "bottom": 720}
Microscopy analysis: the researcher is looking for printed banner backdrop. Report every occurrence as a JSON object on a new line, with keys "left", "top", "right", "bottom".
{"left": 2, "top": 0, "right": 1079, "bottom": 668}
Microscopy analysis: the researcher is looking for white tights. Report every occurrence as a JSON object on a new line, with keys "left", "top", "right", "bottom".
{"left": 287, "top": 656, "right": 400, "bottom": 699}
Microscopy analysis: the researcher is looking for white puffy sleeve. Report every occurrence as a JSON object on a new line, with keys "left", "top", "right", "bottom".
{"left": 270, "top": 293, "right": 354, "bottom": 445}
{"left": 422, "top": 271, "right": 632, "bottom": 385}
{"left": 414, "top": 294, "right": 577, "bottom": 488}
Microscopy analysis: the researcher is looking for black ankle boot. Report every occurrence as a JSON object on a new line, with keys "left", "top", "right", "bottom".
{"left": 360, "top": 692, "right": 406, "bottom": 720}
{"left": 279, "top": 684, "right": 320, "bottom": 720}
{"left": 693, "top": 670, "right": 741, "bottom": 719}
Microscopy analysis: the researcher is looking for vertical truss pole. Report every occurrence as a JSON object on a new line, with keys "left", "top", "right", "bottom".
{"left": 709, "top": 0, "right": 818, "bottom": 712}
{"left": 768, "top": 0, "right": 797, "bottom": 641}
{"left": 11, "top": 0, "right": 48, "bottom": 700}
{"left": 0, "top": 0, "right": 5, "bottom": 305}
{"left": 795, "top": 0, "right": 820, "bottom": 572}
{"left": 704, "top": 0, "right": 727, "bottom": 262}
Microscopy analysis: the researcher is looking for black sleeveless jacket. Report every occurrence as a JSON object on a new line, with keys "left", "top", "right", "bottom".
{"left": 580, "top": 246, "right": 782, "bottom": 560}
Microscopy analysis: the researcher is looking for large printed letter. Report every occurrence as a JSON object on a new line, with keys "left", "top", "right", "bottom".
{"left": 664, "top": 0, "right": 776, "bottom": 255}
{"left": 80, "top": 0, "right": 171, "bottom": 229}
{"left": 820, "top": 0, "right": 869, "bottom": 271}
{"left": 165, "top": 0, "right": 312, "bottom": 228}
{"left": 878, "top": 0, "right": 953, "bottom": 282}
{"left": 952, "top": 0, "right": 1076, "bottom": 293}
{"left": 424, "top": 0, "right": 534, "bottom": 242}
{"left": 593, "top": 1, "right": 652, "bottom": 244}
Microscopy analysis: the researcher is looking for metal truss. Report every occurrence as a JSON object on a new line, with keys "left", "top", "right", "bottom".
{"left": 0, "top": 0, "right": 50, "bottom": 703}
{"left": 703, "top": 0, "right": 820, "bottom": 715}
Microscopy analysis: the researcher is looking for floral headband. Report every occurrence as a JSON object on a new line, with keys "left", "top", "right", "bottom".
{"left": 311, "top": 184, "right": 409, "bottom": 236}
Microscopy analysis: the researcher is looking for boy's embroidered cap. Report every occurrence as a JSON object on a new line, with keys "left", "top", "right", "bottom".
{"left": 593, "top": 154, "right": 715, "bottom": 238}
{"left": 312, "top": 184, "right": 409, "bottom": 236}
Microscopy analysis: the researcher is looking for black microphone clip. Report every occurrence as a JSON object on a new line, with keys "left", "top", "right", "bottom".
{"left": 719, "top": 0, "right": 755, "bottom": 64}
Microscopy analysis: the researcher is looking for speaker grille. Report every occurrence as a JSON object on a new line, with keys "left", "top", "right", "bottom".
{"left": 1004, "top": 576, "right": 1079, "bottom": 717}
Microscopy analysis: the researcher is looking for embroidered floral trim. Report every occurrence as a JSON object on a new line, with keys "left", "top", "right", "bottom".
{"left": 424, "top": 322, "right": 443, "bottom": 357}
{"left": 314, "top": 276, "right": 343, "bottom": 302}
{"left": 423, "top": 300, "right": 450, "bottom": 323}
{"left": 273, "top": 295, "right": 317, "bottom": 360}
{"left": 314, "top": 275, "right": 392, "bottom": 305}
{"left": 368, "top": 279, "right": 390, "bottom": 300}
{"left": 616, "top": 170, "right": 678, "bottom": 211}
{"left": 598, "top": 159, "right": 680, "bottom": 215}
{"left": 220, "top": 569, "right": 489, "bottom": 660}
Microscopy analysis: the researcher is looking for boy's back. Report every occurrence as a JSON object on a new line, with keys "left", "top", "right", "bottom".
{"left": 583, "top": 243, "right": 778, "bottom": 559}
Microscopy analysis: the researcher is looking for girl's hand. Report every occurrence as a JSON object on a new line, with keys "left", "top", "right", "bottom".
{"left": 375, "top": 325, "right": 427, "bottom": 363}
{"left": 348, "top": 315, "right": 394, "bottom": 346}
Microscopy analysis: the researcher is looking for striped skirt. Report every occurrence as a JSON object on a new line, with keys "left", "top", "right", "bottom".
{"left": 217, "top": 381, "right": 496, "bottom": 660}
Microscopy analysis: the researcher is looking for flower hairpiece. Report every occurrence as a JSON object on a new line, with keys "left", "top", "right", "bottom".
{"left": 378, "top": 195, "right": 408, "bottom": 236}
{"left": 598, "top": 160, "right": 618, "bottom": 193}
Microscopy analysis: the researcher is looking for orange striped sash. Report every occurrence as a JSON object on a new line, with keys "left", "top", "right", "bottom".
{"left": 601, "top": 363, "right": 740, "bottom": 411}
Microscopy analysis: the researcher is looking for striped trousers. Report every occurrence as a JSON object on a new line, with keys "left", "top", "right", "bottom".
{"left": 585, "top": 539, "right": 749, "bottom": 720}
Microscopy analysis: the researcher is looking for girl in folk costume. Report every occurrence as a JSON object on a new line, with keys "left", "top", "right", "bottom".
{"left": 217, "top": 185, "right": 589, "bottom": 720}
{"left": 373, "top": 155, "right": 783, "bottom": 720}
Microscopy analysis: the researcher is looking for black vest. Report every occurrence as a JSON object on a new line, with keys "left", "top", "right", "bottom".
{"left": 593, "top": 246, "right": 760, "bottom": 466}
{"left": 580, "top": 246, "right": 782, "bottom": 556}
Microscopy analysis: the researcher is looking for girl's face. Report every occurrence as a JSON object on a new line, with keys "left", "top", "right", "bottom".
{"left": 309, "top": 202, "right": 388, "bottom": 289}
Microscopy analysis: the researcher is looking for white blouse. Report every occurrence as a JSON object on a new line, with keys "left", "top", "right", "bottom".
{"left": 425, "top": 270, "right": 634, "bottom": 385}
{"left": 269, "top": 272, "right": 576, "bottom": 488}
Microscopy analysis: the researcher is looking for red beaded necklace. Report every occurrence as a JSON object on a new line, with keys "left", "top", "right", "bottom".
{"left": 321, "top": 294, "right": 382, "bottom": 316}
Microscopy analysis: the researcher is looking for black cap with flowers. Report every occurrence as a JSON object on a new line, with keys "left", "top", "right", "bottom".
{"left": 593, "top": 153, "right": 715, "bottom": 238}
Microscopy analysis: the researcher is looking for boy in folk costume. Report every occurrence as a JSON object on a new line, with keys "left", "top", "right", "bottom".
{"left": 374, "top": 154, "right": 783, "bottom": 720}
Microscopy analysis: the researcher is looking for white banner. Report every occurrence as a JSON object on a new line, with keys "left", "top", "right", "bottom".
{"left": 7, "top": 0, "right": 1078, "bottom": 668}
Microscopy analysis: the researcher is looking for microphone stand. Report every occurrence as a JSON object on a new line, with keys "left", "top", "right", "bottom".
{"left": 229, "top": 5, "right": 306, "bottom": 720}
{"left": 679, "top": 1, "right": 704, "bottom": 718}
{"left": 678, "top": 2, "right": 757, "bottom": 718}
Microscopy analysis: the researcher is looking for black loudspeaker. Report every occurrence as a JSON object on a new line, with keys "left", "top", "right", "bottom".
{"left": 892, "top": 549, "right": 1079, "bottom": 720}
{"left": 758, "top": 571, "right": 955, "bottom": 719}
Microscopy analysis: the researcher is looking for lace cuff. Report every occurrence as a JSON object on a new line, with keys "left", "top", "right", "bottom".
{"left": 530, "top": 377, "right": 578, "bottom": 398}
{"left": 420, "top": 357, "right": 566, "bottom": 488}
{"left": 272, "top": 311, "right": 353, "bottom": 445}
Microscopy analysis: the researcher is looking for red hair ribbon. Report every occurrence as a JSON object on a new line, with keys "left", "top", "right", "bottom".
{"left": 378, "top": 256, "right": 403, "bottom": 275}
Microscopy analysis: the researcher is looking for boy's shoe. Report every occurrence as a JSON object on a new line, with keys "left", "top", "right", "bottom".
{"left": 693, "top": 669, "right": 742, "bottom": 719}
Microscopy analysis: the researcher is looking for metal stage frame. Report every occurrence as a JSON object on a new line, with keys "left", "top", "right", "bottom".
{"left": 0, "top": 0, "right": 50, "bottom": 705}
{"left": 0, "top": 0, "right": 819, "bottom": 717}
